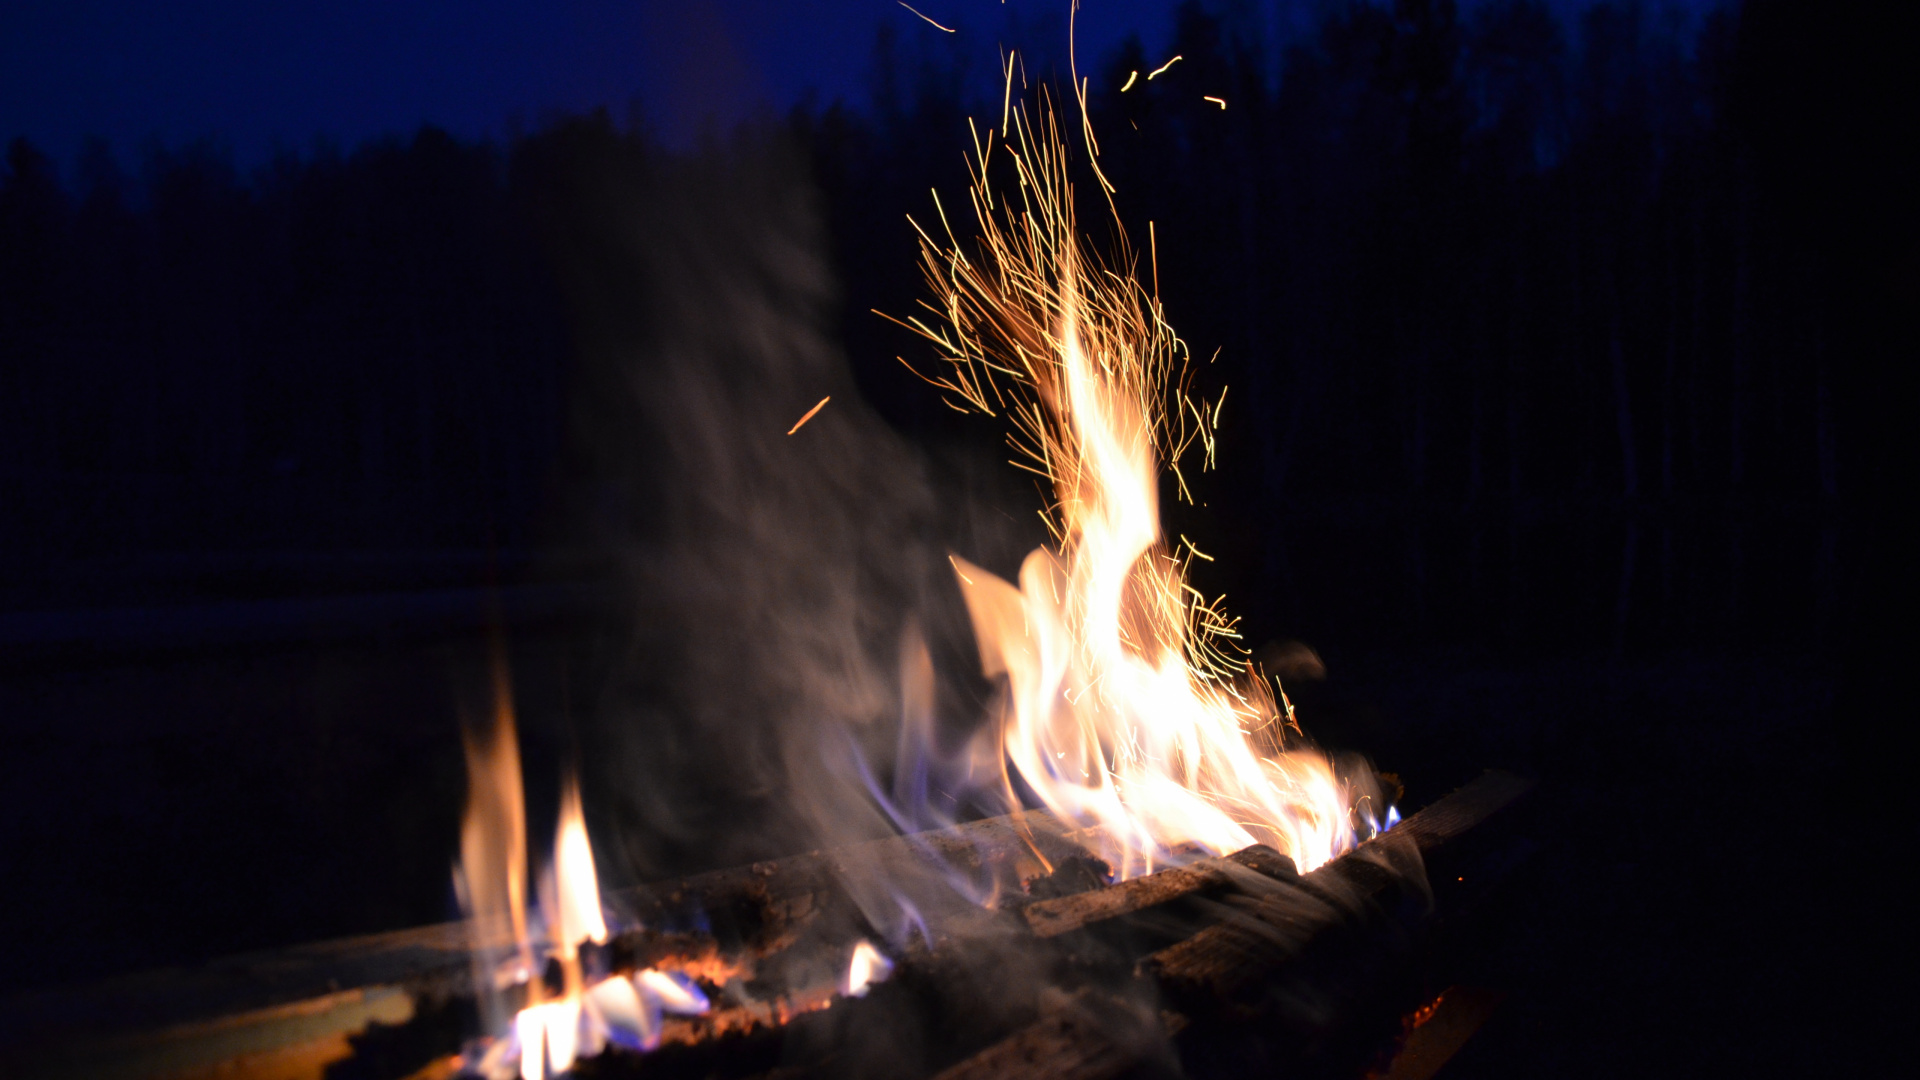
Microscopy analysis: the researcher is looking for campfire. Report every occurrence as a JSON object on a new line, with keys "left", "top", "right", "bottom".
{"left": 435, "top": 86, "right": 1494, "bottom": 1080}
{"left": 5, "top": 72, "right": 1537, "bottom": 1080}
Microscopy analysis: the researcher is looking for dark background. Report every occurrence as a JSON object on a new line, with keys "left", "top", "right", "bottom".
{"left": 2, "top": 0, "right": 1910, "bottom": 1073}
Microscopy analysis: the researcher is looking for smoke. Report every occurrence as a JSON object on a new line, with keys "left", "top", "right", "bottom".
{"left": 527, "top": 118, "right": 1020, "bottom": 893}
{"left": 518, "top": 121, "right": 1434, "bottom": 1074}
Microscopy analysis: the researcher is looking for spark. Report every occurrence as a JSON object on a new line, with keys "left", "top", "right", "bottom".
{"left": 787, "top": 396, "right": 831, "bottom": 435}
{"left": 1149, "top": 221, "right": 1160, "bottom": 301}
{"left": 1203, "top": 96, "right": 1227, "bottom": 109}
{"left": 1120, "top": 70, "right": 1139, "bottom": 92}
{"left": 1147, "top": 55, "right": 1183, "bottom": 80}
{"left": 898, "top": 2, "right": 954, "bottom": 33}
{"left": 1000, "top": 48, "right": 1015, "bottom": 132}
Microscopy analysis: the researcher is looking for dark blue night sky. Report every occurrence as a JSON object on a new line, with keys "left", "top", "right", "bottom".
{"left": 1, "top": 1, "right": 1176, "bottom": 164}
{"left": 3, "top": 1, "right": 1716, "bottom": 167}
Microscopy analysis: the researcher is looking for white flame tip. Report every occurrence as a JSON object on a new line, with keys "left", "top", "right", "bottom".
{"left": 844, "top": 941, "right": 895, "bottom": 998}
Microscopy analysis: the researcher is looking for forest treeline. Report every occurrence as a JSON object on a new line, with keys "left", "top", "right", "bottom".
{"left": 0, "top": 0, "right": 1884, "bottom": 657}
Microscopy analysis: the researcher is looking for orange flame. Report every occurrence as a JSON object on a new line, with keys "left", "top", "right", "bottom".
{"left": 456, "top": 676, "right": 709, "bottom": 1078}
{"left": 897, "top": 89, "right": 1376, "bottom": 878}
{"left": 457, "top": 679, "right": 533, "bottom": 987}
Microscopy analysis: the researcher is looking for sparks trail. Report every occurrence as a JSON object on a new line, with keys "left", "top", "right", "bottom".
{"left": 786, "top": 396, "right": 830, "bottom": 435}
{"left": 887, "top": 84, "right": 1384, "bottom": 881}
{"left": 897, "top": 2, "right": 955, "bottom": 33}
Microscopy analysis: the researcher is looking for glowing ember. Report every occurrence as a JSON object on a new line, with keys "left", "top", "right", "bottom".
{"left": 894, "top": 82, "right": 1384, "bottom": 879}
{"left": 844, "top": 941, "right": 894, "bottom": 998}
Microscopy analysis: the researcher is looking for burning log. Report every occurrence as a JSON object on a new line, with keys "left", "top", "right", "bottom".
{"left": 931, "top": 771, "right": 1536, "bottom": 1080}
{"left": 1018, "top": 846, "right": 1298, "bottom": 939}
{"left": 1144, "top": 770, "right": 1535, "bottom": 1005}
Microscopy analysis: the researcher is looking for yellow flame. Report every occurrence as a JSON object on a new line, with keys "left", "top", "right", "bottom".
{"left": 516, "top": 1000, "right": 581, "bottom": 1080}
{"left": 551, "top": 776, "right": 609, "bottom": 959}
{"left": 897, "top": 89, "right": 1367, "bottom": 877}
{"left": 457, "top": 679, "right": 703, "bottom": 1077}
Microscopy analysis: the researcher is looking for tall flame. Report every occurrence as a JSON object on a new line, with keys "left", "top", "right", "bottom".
{"left": 897, "top": 89, "right": 1375, "bottom": 878}
{"left": 547, "top": 776, "right": 609, "bottom": 959}
{"left": 457, "top": 672, "right": 534, "bottom": 990}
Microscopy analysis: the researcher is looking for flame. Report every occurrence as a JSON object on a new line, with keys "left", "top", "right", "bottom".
{"left": 896, "top": 89, "right": 1378, "bottom": 877}
{"left": 456, "top": 676, "right": 710, "bottom": 1078}
{"left": 457, "top": 678, "right": 534, "bottom": 986}
{"left": 844, "top": 941, "right": 894, "bottom": 998}
{"left": 548, "top": 777, "right": 609, "bottom": 958}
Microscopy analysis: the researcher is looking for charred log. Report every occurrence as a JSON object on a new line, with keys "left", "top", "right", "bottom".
{"left": 1018, "top": 846, "right": 1299, "bottom": 939}
{"left": 933, "top": 771, "right": 1536, "bottom": 1080}
{"left": 612, "top": 810, "right": 1092, "bottom": 956}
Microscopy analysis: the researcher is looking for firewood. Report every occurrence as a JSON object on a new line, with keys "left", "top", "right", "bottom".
{"left": 926, "top": 989, "right": 1181, "bottom": 1080}
{"left": 614, "top": 810, "right": 1093, "bottom": 955}
{"left": 1019, "top": 845, "right": 1299, "bottom": 938}
{"left": 930, "top": 771, "right": 1536, "bottom": 1080}
{"left": 1141, "top": 770, "right": 1535, "bottom": 1005}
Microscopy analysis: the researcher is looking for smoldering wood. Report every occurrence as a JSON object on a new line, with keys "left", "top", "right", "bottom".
{"left": 582, "top": 906, "right": 1076, "bottom": 1080}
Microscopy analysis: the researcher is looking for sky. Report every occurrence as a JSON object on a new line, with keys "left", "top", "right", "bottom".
{"left": 3, "top": 1, "right": 1717, "bottom": 174}
{"left": 1, "top": 1, "right": 1190, "bottom": 169}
